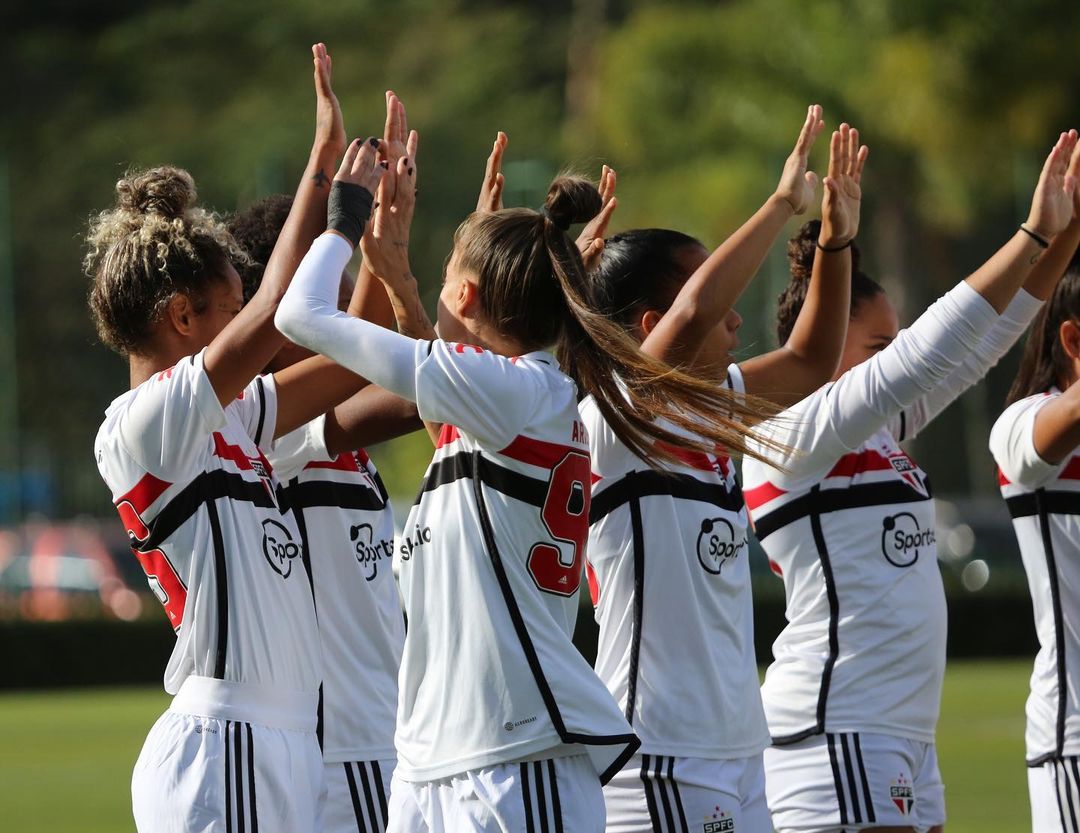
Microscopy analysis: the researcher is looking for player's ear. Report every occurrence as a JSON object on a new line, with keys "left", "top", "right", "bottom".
{"left": 639, "top": 308, "right": 662, "bottom": 338}
{"left": 1060, "top": 319, "right": 1080, "bottom": 361}
{"left": 165, "top": 293, "right": 197, "bottom": 337}
{"left": 457, "top": 277, "right": 479, "bottom": 318}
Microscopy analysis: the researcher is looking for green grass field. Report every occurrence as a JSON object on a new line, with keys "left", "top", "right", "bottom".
{"left": 0, "top": 661, "right": 1032, "bottom": 832}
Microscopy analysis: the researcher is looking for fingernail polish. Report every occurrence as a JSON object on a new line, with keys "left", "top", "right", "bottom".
{"left": 368, "top": 137, "right": 379, "bottom": 148}
{"left": 380, "top": 161, "right": 390, "bottom": 169}
{"left": 408, "top": 168, "right": 414, "bottom": 176}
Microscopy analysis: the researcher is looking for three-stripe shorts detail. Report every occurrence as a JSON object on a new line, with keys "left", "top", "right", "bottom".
{"left": 344, "top": 760, "right": 390, "bottom": 833}
{"left": 640, "top": 754, "right": 691, "bottom": 833}
{"left": 224, "top": 721, "right": 259, "bottom": 833}
{"left": 826, "top": 732, "right": 877, "bottom": 826}
{"left": 520, "top": 760, "right": 565, "bottom": 833}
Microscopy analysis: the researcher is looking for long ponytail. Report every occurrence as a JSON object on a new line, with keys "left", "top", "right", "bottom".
{"left": 1007, "top": 255, "right": 1080, "bottom": 404}
{"left": 453, "top": 176, "right": 783, "bottom": 467}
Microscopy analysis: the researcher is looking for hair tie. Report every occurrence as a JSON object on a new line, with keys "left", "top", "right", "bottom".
{"left": 540, "top": 206, "right": 571, "bottom": 232}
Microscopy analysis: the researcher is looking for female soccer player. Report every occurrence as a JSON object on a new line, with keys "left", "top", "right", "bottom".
{"left": 554, "top": 107, "right": 862, "bottom": 832}
{"left": 742, "top": 131, "right": 1080, "bottom": 833}
{"left": 230, "top": 91, "right": 423, "bottom": 833}
{"left": 88, "top": 45, "right": 387, "bottom": 833}
{"left": 990, "top": 215, "right": 1080, "bottom": 831}
{"left": 275, "top": 139, "right": 782, "bottom": 831}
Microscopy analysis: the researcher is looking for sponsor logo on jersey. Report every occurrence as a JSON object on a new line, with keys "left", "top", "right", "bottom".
{"left": 349, "top": 522, "right": 393, "bottom": 581}
{"left": 889, "top": 774, "right": 914, "bottom": 814}
{"left": 696, "top": 517, "right": 747, "bottom": 574}
{"left": 261, "top": 519, "right": 301, "bottom": 578}
{"left": 703, "top": 807, "right": 734, "bottom": 832}
{"left": 880, "top": 511, "right": 934, "bottom": 567}
{"left": 888, "top": 451, "right": 928, "bottom": 497}
{"left": 398, "top": 523, "right": 433, "bottom": 561}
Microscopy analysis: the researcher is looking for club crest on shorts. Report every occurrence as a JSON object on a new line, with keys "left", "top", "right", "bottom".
{"left": 702, "top": 807, "right": 735, "bottom": 832}
{"left": 889, "top": 774, "right": 914, "bottom": 815}
{"left": 887, "top": 451, "right": 928, "bottom": 497}
{"left": 696, "top": 517, "right": 747, "bottom": 574}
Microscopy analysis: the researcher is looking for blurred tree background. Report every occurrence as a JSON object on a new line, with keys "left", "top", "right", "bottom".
{"left": 2, "top": 0, "right": 1079, "bottom": 518}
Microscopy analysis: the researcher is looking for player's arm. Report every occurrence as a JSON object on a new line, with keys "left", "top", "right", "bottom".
{"left": 739, "top": 124, "right": 867, "bottom": 406}
{"left": 202, "top": 44, "right": 345, "bottom": 408}
{"left": 642, "top": 105, "right": 826, "bottom": 367}
{"left": 1031, "top": 382, "right": 1080, "bottom": 465}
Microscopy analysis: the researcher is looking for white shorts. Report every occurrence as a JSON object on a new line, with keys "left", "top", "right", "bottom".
{"left": 1029, "top": 756, "right": 1080, "bottom": 832}
{"left": 386, "top": 754, "right": 604, "bottom": 833}
{"left": 763, "top": 732, "right": 944, "bottom": 832}
{"left": 603, "top": 752, "right": 770, "bottom": 833}
{"left": 325, "top": 758, "right": 395, "bottom": 833}
{"left": 131, "top": 676, "right": 324, "bottom": 833}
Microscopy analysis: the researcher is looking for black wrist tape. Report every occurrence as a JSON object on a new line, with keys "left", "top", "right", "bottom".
{"left": 328, "top": 181, "right": 375, "bottom": 248}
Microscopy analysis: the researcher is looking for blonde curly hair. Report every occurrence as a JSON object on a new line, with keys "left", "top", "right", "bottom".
{"left": 85, "top": 166, "right": 250, "bottom": 355}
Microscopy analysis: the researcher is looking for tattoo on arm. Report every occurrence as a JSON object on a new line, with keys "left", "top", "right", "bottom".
{"left": 311, "top": 169, "right": 331, "bottom": 189}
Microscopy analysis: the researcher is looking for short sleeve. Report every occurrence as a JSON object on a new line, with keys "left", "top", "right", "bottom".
{"left": 231, "top": 374, "right": 278, "bottom": 449}
{"left": 112, "top": 350, "right": 226, "bottom": 481}
{"left": 579, "top": 395, "right": 629, "bottom": 479}
{"left": 990, "top": 394, "right": 1062, "bottom": 488}
{"left": 413, "top": 341, "right": 543, "bottom": 450}
{"left": 267, "top": 414, "right": 330, "bottom": 482}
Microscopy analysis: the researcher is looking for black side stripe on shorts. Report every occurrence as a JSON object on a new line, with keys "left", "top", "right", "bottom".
{"left": 224, "top": 721, "right": 258, "bottom": 833}
{"left": 826, "top": 733, "right": 875, "bottom": 826}
{"left": 1053, "top": 757, "right": 1080, "bottom": 833}
{"left": 344, "top": 761, "right": 387, "bottom": 833}
{"left": 519, "top": 761, "right": 563, "bottom": 833}
{"left": 469, "top": 451, "right": 640, "bottom": 784}
{"left": 639, "top": 755, "right": 689, "bottom": 833}
{"left": 752, "top": 479, "right": 933, "bottom": 542}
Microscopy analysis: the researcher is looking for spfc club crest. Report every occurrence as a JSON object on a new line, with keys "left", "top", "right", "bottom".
{"left": 702, "top": 807, "right": 735, "bottom": 832}
{"left": 889, "top": 774, "right": 914, "bottom": 815}
{"left": 888, "top": 451, "right": 928, "bottom": 497}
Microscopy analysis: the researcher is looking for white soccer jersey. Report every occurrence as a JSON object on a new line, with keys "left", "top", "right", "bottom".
{"left": 582, "top": 364, "right": 769, "bottom": 760}
{"left": 269, "top": 415, "right": 404, "bottom": 763}
{"left": 991, "top": 390, "right": 1080, "bottom": 765}
{"left": 743, "top": 283, "right": 1037, "bottom": 746}
{"left": 94, "top": 351, "right": 321, "bottom": 695}
{"left": 393, "top": 341, "right": 638, "bottom": 784}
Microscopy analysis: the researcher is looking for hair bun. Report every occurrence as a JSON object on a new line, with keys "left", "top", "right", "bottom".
{"left": 116, "top": 166, "right": 197, "bottom": 220}
{"left": 543, "top": 175, "right": 602, "bottom": 231}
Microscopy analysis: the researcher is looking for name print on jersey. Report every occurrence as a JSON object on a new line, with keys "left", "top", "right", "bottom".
{"left": 348, "top": 522, "right": 393, "bottom": 581}
{"left": 696, "top": 517, "right": 748, "bottom": 574}
{"left": 399, "top": 523, "right": 433, "bottom": 561}
{"left": 880, "top": 511, "right": 935, "bottom": 567}
{"left": 261, "top": 518, "right": 301, "bottom": 578}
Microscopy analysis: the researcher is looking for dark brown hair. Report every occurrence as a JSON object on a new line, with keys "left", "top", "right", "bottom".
{"left": 228, "top": 194, "right": 294, "bottom": 303}
{"left": 453, "top": 176, "right": 781, "bottom": 466}
{"left": 1007, "top": 248, "right": 1080, "bottom": 404}
{"left": 85, "top": 166, "right": 249, "bottom": 356}
{"left": 776, "top": 219, "right": 883, "bottom": 345}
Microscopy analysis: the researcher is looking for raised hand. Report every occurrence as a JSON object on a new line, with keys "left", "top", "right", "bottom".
{"left": 477, "top": 132, "right": 508, "bottom": 212}
{"left": 1070, "top": 136, "right": 1080, "bottom": 219}
{"left": 312, "top": 43, "right": 345, "bottom": 159}
{"left": 774, "top": 104, "right": 825, "bottom": 215}
{"left": 380, "top": 91, "right": 419, "bottom": 206}
{"left": 576, "top": 165, "right": 618, "bottom": 271}
{"left": 819, "top": 123, "right": 869, "bottom": 248}
{"left": 335, "top": 136, "right": 386, "bottom": 193}
{"left": 360, "top": 139, "right": 434, "bottom": 340}
{"left": 1027, "top": 130, "right": 1079, "bottom": 238}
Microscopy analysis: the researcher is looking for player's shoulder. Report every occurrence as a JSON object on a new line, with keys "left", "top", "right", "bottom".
{"left": 993, "top": 390, "right": 1058, "bottom": 434}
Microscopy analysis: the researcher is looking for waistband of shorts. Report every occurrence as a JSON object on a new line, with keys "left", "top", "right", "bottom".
{"left": 169, "top": 676, "right": 318, "bottom": 733}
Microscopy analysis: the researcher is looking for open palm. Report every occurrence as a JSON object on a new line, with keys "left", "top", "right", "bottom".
{"left": 820, "top": 123, "right": 869, "bottom": 246}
